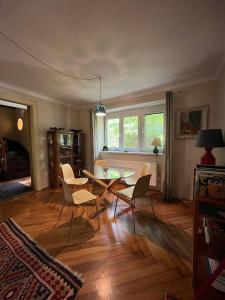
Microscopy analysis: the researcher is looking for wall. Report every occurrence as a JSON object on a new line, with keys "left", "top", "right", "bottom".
{"left": 171, "top": 81, "right": 218, "bottom": 200}
{"left": 0, "top": 106, "right": 16, "bottom": 139}
{"left": 37, "top": 100, "right": 79, "bottom": 188}
{"left": 0, "top": 105, "right": 31, "bottom": 153}
{"left": 216, "top": 64, "right": 225, "bottom": 165}
{"left": 14, "top": 108, "right": 31, "bottom": 153}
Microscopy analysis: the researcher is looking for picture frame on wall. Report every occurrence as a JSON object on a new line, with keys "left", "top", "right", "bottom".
{"left": 176, "top": 106, "right": 208, "bottom": 139}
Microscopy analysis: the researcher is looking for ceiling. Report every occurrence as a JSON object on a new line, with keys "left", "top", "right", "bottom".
{"left": 0, "top": 0, "right": 224, "bottom": 107}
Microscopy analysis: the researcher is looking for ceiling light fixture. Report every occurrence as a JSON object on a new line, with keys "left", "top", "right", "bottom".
{"left": 95, "top": 76, "right": 106, "bottom": 117}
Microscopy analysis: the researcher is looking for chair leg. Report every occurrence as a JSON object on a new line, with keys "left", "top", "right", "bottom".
{"left": 132, "top": 206, "right": 136, "bottom": 235}
{"left": 67, "top": 207, "right": 75, "bottom": 242}
{"left": 150, "top": 200, "right": 156, "bottom": 217}
{"left": 54, "top": 204, "right": 64, "bottom": 228}
{"left": 114, "top": 196, "right": 118, "bottom": 218}
{"left": 95, "top": 201, "right": 100, "bottom": 230}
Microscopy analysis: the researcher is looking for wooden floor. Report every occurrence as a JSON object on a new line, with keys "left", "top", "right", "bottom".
{"left": 0, "top": 186, "right": 193, "bottom": 300}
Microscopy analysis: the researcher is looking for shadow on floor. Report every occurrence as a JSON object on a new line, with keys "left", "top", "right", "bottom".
{"left": 35, "top": 216, "right": 98, "bottom": 256}
{"left": 119, "top": 209, "right": 192, "bottom": 261}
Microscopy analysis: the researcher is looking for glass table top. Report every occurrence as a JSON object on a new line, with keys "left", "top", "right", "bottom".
{"left": 93, "top": 166, "right": 136, "bottom": 180}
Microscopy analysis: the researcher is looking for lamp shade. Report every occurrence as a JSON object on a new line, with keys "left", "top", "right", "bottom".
{"left": 196, "top": 129, "right": 225, "bottom": 148}
{"left": 151, "top": 137, "right": 161, "bottom": 147}
{"left": 95, "top": 103, "right": 106, "bottom": 117}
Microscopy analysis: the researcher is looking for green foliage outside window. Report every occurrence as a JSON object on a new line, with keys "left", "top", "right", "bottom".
{"left": 107, "top": 118, "right": 120, "bottom": 148}
{"left": 124, "top": 116, "right": 138, "bottom": 148}
{"left": 144, "top": 113, "right": 164, "bottom": 148}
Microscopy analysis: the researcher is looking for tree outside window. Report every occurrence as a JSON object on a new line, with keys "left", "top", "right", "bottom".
{"left": 144, "top": 113, "right": 164, "bottom": 150}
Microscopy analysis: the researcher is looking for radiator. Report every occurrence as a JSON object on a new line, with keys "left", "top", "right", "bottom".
{"left": 105, "top": 159, "right": 157, "bottom": 186}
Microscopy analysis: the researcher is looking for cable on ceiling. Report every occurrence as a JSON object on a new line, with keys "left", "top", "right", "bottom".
{"left": 0, "top": 30, "right": 99, "bottom": 82}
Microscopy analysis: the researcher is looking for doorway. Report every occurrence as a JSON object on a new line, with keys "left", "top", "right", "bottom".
{"left": 0, "top": 100, "right": 33, "bottom": 201}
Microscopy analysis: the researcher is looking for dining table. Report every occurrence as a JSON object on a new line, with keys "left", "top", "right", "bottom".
{"left": 83, "top": 166, "right": 136, "bottom": 206}
{"left": 83, "top": 166, "right": 136, "bottom": 218}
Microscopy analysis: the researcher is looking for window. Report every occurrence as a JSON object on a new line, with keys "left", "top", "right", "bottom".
{"left": 144, "top": 113, "right": 164, "bottom": 150}
{"left": 105, "top": 109, "right": 164, "bottom": 152}
{"left": 123, "top": 116, "right": 138, "bottom": 149}
{"left": 107, "top": 118, "right": 120, "bottom": 149}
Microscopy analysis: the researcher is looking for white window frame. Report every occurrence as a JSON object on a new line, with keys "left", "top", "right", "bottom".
{"left": 106, "top": 118, "right": 120, "bottom": 151}
{"left": 105, "top": 108, "right": 165, "bottom": 153}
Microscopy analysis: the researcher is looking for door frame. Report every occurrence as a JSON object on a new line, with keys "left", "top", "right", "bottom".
{"left": 0, "top": 93, "right": 41, "bottom": 191}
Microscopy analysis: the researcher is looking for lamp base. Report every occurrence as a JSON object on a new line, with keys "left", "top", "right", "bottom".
{"left": 200, "top": 147, "right": 216, "bottom": 165}
{"left": 153, "top": 146, "right": 159, "bottom": 155}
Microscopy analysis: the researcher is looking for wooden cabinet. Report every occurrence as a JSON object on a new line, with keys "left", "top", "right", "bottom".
{"left": 73, "top": 132, "right": 85, "bottom": 176}
{"left": 193, "top": 166, "right": 225, "bottom": 299}
{"left": 47, "top": 130, "right": 85, "bottom": 187}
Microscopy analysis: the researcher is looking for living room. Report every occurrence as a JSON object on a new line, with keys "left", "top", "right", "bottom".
{"left": 0, "top": 1, "right": 225, "bottom": 299}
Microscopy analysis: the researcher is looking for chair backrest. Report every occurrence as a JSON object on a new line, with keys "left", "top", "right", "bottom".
{"left": 132, "top": 174, "right": 151, "bottom": 198}
{"left": 59, "top": 176, "right": 74, "bottom": 205}
{"left": 61, "top": 163, "right": 75, "bottom": 181}
{"left": 95, "top": 160, "right": 108, "bottom": 168}
{"left": 141, "top": 163, "right": 151, "bottom": 176}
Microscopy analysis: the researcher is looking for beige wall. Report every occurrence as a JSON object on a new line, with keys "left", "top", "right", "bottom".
{"left": 0, "top": 106, "right": 16, "bottom": 139}
{"left": 216, "top": 65, "right": 225, "bottom": 165}
{"left": 0, "top": 106, "right": 31, "bottom": 153}
{"left": 37, "top": 100, "right": 79, "bottom": 188}
{"left": 171, "top": 81, "right": 218, "bottom": 200}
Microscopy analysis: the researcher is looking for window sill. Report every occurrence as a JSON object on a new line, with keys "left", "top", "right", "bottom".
{"left": 101, "top": 151, "right": 165, "bottom": 156}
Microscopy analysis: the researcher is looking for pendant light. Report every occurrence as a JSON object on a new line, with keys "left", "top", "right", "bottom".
{"left": 95, "top": 76, "right": 106, "bottom": 116}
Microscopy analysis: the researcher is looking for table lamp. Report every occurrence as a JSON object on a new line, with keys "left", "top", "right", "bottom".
{"left": 196, "top": 129, "right": 225, "bottom": 165}
{"left": 151, "top": 137, "right": 161, "bottom": 155}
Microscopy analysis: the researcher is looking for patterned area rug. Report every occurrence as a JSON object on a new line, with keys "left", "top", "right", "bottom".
{"left": 0, "top": 219, "right": 83, "bottom": 299}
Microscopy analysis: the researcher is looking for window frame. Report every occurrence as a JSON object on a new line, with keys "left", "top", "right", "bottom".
{"left": 106, "top": 117, "right": 120, "bottom": 151}
{"left": 105, "top": 108, "right": 164, "bottom": 153}
{"left": 142, "top": 112, "right": 164, "bottom": 152}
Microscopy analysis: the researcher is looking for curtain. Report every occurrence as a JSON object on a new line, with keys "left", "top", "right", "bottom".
{"left": 162, "top": 91, "right": 173, "bottom": 201}
{"left": 90, "top": 109, "right": 106, "bottom": 169}
{"left": 90, "top": 109, "right": 98, "bottom": 170}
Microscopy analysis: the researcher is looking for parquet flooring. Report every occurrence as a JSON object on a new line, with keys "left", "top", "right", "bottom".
{"left": 0, "top": 186, "right": 193, "bottom": 300}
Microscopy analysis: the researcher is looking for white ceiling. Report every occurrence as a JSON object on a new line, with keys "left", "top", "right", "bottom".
{"left": 0, "top": 0, "right": 224, "bottom": 107}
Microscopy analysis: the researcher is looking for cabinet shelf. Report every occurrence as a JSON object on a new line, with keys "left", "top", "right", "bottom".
{"left": 193, "top": 167, "right": 225, "bottom": 299}
{"left": 195, "top": 256, "right": 225, "bottom": 299}
{"left": 198, "top": 213, "right": 225, "bottom": 223}
{"left": 197, "top": 233, "right": 224, "bottom": 261}
{"left": 198, "top": 197, "right": 225, "bottom": 206}
{"left": 47, "top": 131, "right": 85, "bottom": 187}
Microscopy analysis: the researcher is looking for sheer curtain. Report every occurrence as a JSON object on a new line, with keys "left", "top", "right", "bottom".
{"left": 90, "top": 109, "right": 105, "bottom": 170}
{"left": 162, "top": 91, "right": 173, "bottom": 201}
{"left": 90, "top": 109, "right": 98, "bottom": 170}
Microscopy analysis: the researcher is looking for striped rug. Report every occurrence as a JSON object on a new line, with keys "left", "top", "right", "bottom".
{"left": 0, "top": 219, "right": 83, "bottom": 299}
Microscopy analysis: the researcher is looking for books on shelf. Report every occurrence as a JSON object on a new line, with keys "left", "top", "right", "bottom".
{"left": 208, "top": 258, "right": 225, "bottom": 293}
{"left": 194, "top": 165, "right": 225, "bottom": 199}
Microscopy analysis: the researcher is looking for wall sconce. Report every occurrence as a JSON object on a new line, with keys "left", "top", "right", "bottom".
{"left": 17, "top": 109, "right": 26, "bottom": 131}
{"left": 17, "top": 118, "right": 23, "bottom": 131}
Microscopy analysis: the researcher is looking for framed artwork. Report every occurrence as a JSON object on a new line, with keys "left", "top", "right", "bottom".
{"left": 176, "top": 106, "right": 208, "bottom": 139}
